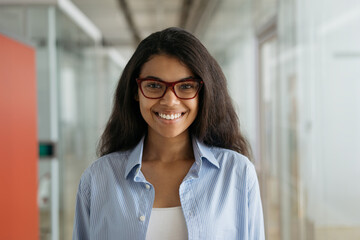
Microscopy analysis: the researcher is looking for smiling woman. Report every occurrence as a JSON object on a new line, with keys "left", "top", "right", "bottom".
{"left": 73, "top": 27, "right": 265, "bottom": 240}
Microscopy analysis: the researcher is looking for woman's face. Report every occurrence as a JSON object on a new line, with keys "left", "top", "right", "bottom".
{"left": 137, "top": 54, "right": 199, "bottom": 140}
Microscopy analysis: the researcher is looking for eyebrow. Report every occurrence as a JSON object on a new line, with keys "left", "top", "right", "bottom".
{"left": 143, "top": 75, "right": 196, "bottom": 81}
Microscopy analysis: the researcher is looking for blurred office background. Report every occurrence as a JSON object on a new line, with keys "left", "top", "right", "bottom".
{"left": 0, "top": 0, "right": 359, "bottom": 239}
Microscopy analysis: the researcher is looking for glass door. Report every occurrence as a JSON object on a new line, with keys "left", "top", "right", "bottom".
{"left": 257, "top": 26, "right": 281, "bottom": 240}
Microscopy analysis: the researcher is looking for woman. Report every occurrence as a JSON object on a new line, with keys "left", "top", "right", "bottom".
{"left": 73, "top": 27, "right": 265, "bottom": 240}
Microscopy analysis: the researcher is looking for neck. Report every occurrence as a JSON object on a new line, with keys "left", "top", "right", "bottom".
{"left": 143, "top": 130, "right": 194, "bottom": 163}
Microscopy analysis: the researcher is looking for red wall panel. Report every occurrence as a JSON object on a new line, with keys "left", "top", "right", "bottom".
{"left": 0, "top": 34, "right": 39, "bottom": 240}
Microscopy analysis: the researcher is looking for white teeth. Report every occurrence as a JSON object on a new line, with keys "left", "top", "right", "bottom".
{"left": 158, "top": 113, "right": 182, "bottom": 120}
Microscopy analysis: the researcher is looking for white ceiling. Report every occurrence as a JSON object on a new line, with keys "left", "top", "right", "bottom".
{"left": 0, "top": 0, "right": 252, "bottom": 61}
{"left": 69, "top": 0, "right": 253, "bottom": 61}
{"left": 71, "top": 0, "right": 191, "bottom": 59}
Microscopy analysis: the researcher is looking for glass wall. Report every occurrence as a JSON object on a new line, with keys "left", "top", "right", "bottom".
{"left": 297, "top": 0, "right": 360, "bottom": 239}
{"left": 200, "top": 0, "right": 360, "bottom": 239}
{"left": 0, "top": 4, "right": 122, "bottom": 240}
{"left": 56, "top": 9, "right": 121, "bottom": 239}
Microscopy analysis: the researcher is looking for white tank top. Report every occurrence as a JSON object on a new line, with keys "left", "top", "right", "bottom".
{"left": 146, "top": 206, "right": 188, "bottom": 240}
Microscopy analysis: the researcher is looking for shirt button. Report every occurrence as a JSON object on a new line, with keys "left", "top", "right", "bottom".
{"left": 139, "top": 215, "right": 146, "bottom": 222}
{"left": 145, "top": 184, "right": 150, "bottom": 190}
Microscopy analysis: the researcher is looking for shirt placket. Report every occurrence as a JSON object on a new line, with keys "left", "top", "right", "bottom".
{"left": 134, "top": 167, "right": 155, "bottom": 239}
{"left": 180, "top": 177, "right": 201, "bottom": 240}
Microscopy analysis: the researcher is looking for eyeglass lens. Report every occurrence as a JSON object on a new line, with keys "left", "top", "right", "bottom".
{"left": 140, "top": 80, "right": 200, "bottom": 99}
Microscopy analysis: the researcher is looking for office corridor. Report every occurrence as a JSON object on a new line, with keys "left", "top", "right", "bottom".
{"left": 1, "top": 0, "right": 360, "bottom": 239}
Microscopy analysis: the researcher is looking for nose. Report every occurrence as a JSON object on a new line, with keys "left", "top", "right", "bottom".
{"left": 160, "top": 87, "right": 180, "bottom": 106}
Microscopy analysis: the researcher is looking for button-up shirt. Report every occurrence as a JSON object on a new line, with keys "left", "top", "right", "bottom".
{"left": 73, "top": 137, "right": 265, "bottom": 240}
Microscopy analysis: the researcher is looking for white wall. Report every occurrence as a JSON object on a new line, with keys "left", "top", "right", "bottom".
{"left": 300, "top": 0, "right": 360, "bottom": 226}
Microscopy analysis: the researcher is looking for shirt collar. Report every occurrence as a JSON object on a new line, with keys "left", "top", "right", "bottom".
{"left": 125, "top": 136, "right": 145, "bottom": 179}
{"left": 192, "top": 137, "right": 220, "bottom": 169}
{"left": 124, "top": 135, "right": 220, "bottom": 179}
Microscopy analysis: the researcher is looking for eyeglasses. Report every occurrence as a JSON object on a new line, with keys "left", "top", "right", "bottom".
{"left": 136, "top": 77, "right": 203, "bottom": 100}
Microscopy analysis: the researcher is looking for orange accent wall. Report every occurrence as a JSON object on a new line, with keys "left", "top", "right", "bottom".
{"left": 0, "top": 34, "right": 39, "bottom": 239}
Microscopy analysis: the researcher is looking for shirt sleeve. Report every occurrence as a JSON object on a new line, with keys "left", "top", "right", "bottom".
{"left": 247, "top": 164, "right": 265, "bottom": 240}
{"left": 73, "top": 171, "right": 91, "bottom": 240}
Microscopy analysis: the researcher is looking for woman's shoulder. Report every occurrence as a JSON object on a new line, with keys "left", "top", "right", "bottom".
{"left": 208, "top": 145, "right": 256, "bottom": 175}
{"left": 210, "top": 145, "right": 251, "bottom": 164}
{"left": 205, "top": 146, "right": 259, "bottom": 190}
{"left": 195, "top": 138, "right": 252, "bottom": 169}
{"left": 80, "top": 150, "right": 131, "bottom": 182}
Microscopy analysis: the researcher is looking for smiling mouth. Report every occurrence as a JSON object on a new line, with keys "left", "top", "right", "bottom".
{"left": 155, "top": 112, "right": 185, "bottom": 120}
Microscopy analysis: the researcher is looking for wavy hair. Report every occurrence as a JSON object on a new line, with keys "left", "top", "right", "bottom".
{"left": 97, "top": 27, "right": 251, "bottom": 158}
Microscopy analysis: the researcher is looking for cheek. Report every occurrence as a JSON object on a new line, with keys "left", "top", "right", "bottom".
{"left": 138, "top": 99, "right": 147, "bottom": 117}
{"left": 194, "top": 97, "right": 200, "bottom": 110}
{"left": 138, "top": 96, "right": 154, "bottom": 119}
{"left": 188, "top": 99, "right": 199, "bottom": 117}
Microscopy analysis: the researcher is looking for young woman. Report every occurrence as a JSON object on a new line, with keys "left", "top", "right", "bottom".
{"left": 73, "top": 27, "right": 265, "bottom": 240}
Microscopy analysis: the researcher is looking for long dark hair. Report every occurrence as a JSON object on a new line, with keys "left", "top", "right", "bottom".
{"left": 98, "top": 27, "right": 251, "bottom": 158}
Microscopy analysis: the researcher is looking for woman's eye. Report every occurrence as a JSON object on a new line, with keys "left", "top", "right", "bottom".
{"left": 179, "top": 83, "right": 195, "bottom": 89}
{"left": 146, "top": 82, "right": 162, "bottom": 88}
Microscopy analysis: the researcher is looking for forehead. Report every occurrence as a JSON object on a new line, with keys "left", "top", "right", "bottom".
{"left": 139, "top": 54, "right": 194, "bottom": 81}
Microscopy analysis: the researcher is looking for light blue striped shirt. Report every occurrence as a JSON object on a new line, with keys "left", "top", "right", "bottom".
{"left": 73, "top": 137, "right": 265, "bottom": 240}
